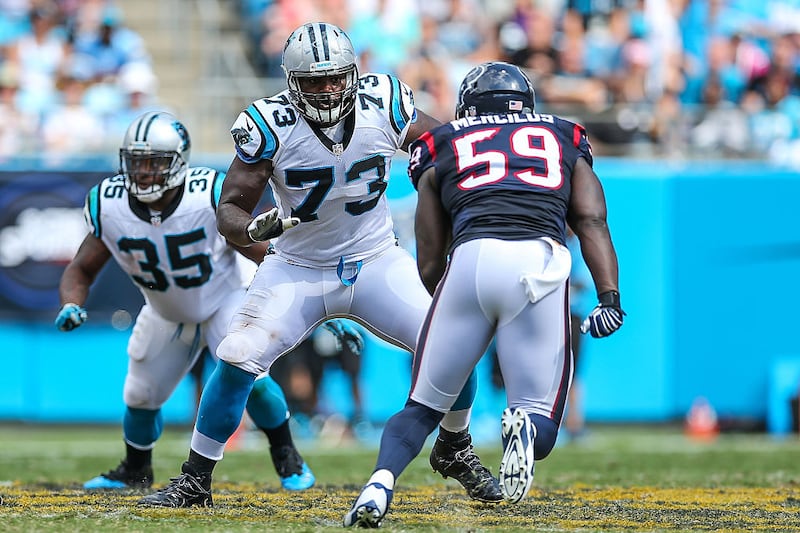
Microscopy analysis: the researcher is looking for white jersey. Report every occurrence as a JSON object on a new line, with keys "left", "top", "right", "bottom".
{"left": 230, "top": 73, "right": 416, "bottom": 267}
{"left": 83, "top": 167, "right": 243, "bottom": 324}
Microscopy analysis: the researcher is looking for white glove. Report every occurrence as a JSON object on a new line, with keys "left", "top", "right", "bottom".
{"left": 246, "top": 207, "right": 300, "bottom": 242}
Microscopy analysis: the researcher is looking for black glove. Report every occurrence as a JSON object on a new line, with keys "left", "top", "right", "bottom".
{"left": 580, "top": 290, "right": 625, "bottom": 338}
{"left": 323, "top": 320, "right": 365, "bottom": 356}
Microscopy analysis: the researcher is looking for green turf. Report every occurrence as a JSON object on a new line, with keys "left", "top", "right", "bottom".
{"left": 1, "top": 424, "right": 799, "bottom": 531}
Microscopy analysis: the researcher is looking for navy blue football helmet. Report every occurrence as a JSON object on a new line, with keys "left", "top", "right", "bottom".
{"left": 455, "top": 62, "right": 536, "bottom": 118}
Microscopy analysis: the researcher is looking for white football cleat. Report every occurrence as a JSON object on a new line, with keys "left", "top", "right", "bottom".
{"left": 499, "top": 407, "right": 536, "bottom": 503}
{"left": 343, "top": 482, "right": 393, "bottom": 528}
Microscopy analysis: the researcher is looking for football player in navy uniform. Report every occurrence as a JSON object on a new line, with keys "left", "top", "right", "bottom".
{"left": 138, "top": 23, "right": 498, "bottom": 508}
{"left": 56, "top": 112, "right": 320, "bottom": 492}
{"left": 345, "top": 61, "right": 623, "bottom": 527}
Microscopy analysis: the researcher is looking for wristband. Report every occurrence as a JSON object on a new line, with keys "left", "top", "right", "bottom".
{"left": 598, "top": 290, "right": 620, "bottom": 308}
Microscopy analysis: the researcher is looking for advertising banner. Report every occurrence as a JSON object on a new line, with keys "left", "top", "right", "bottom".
{"left": 0, "top": 171, "right": 143, "bottom": 322}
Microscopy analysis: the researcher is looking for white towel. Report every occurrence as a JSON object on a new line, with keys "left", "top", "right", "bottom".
{"left": 519, "top": 237, "right": 572, "bottom": 303}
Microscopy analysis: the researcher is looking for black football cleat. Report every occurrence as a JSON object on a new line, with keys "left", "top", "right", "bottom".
{"left": 270, "top": 445, "right": 315, "bottom": 490}
{"left": 83, "top": 460, "right": 153, "bottom": 490}
{"left": 429, "top": 430, "right": 503, "bottom": 503}
{"left": 137, "top": 465, "right": 212, "bottom": 508}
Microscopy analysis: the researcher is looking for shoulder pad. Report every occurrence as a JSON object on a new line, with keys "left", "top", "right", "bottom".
{"left": 357, "top": 73, "right": 415, "bottom": 135}
{"left": 231, "top": 95, "right": 291, "bottom": 162}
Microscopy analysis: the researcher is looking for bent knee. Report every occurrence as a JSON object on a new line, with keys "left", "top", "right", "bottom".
{"left": 217, "top": 330, "right": 266, "bottom": 364}
{"left": 123, "top": 375, "right": 165, "bottom": 409}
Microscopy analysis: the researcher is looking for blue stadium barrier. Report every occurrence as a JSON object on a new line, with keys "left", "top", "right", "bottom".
{"left": 1, "top": 156, "right": 798, "bottom": 431}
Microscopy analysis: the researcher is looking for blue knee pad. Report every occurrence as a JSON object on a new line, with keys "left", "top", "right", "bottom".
{"left": 196, "top": 361, "right": 256, "bottom": 442}
{"left": 530, "top": 413, "right": 559, "bottom": 460}
{"left": 123, "top": 407, "right": 162, "bottom": 447}
{"left": 246, "top": 374, "right": 289, "bottom": 430}
{"left": 450, "top": 368, "right": 477, "bottom": 411}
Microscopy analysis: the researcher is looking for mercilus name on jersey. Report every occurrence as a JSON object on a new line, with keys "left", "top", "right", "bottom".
{"left": 451, "top": 113, "right": 554, "bottom": 131}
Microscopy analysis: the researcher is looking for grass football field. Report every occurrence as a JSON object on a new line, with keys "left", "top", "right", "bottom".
{"left": 1, "top": 423, "right": 799, "bottom": 532}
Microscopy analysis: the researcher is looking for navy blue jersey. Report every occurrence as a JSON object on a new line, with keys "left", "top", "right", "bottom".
{"left": 408, "top": 112, "right": 593, "bottom": 250}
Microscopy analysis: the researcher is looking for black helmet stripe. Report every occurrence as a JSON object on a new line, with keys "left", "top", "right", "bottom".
{"left": 135, "top": 112, "right": 161, "bottom": 141}
{"left": 319, "top": 23, "right": 330, "bottom": 61}
{"left": 305, "top": 23, "right": 331, "bottom": 63}
{"left": 305, "top": 23, "right": 320, "bottom": 62}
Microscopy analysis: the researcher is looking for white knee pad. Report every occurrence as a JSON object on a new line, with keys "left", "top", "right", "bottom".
{"left": 216, "top": 328, "right": 268, "bottom": 364}
{"left": 123, "top": 374, "right": 160, "bottom": 409}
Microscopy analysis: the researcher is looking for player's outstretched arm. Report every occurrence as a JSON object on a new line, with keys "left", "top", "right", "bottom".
{"left": 567, "top": 157, "right": 623, "bottom": 337}
{"left": 56, "top": 234, "right": 111, "bottom": 331}
{"left": 567, "top": 157, "right": 618, "bottom": 296}
{"left": 402, "top": 109, "right": 442, "bottom": 152}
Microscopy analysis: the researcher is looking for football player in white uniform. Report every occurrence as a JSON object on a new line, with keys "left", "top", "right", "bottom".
{"left": 56, "top": 111, "right": 327, "bottom": 492}
{"left": 138, "top": 22, "right": 499, "bottom": 508}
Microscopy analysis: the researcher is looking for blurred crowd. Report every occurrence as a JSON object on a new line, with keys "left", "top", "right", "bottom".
{"left": 242, "top": 0, "right": 800, "bottom": 162}
{"left": 4, "top": 0, "right": 800, "bottom": 163}
{"left": 0, "top": 0, "right": 163, "bottom": 163}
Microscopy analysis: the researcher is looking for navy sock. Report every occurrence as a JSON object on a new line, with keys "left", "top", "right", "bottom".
{"left": 530, "top": 413, "right": 559, "bottom": 460}
{"left": 375, "top": 400, "right": 444, "bottom": 479}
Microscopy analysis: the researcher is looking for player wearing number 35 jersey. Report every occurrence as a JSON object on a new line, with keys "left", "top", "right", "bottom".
{"left": 56, "top": 112, "right": 315, "bottom": 495}
{"left": 85, "top": 166, "right": 239, "bottom": 323}
{"left": 346, "top": 62, "right": 624, "bottom": 527}
{"left": 139, "top": 23, "right": 498, "bottom": 511}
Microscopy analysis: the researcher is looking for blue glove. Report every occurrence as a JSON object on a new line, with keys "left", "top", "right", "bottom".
{"left": 580, "top": 291, "right": 625, "bottom": 338}
{"left": 55, "top": 303, "right": 88, "bottom": 332}
{"left": 323, "top": 320, "right": 365, "bottom": 356}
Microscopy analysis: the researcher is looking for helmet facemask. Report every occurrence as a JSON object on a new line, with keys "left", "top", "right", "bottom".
{"left": 287, "top": 65, "right": 358, "bottom": 126}
{"left": 120, "top": 149, "right": 186, "bottom": 204}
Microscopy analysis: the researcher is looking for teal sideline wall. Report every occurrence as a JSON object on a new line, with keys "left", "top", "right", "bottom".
{"left": 1, "top": 158, "right": 798, "bottom": 431}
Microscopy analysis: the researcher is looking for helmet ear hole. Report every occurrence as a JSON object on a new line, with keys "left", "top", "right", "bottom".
{"left": 456, "top": 62, "right": 536, "bottom": 119}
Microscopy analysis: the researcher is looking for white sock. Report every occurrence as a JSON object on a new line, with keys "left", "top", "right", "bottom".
{"left": 367, "top": 469, "right": 395, "bottom": 491}
{"left": 440, "top": 408, "right": 471, "bottom": 433}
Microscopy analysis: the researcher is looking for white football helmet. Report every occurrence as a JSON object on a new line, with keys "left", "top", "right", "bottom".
{"left": 119, "top": 111, "right": 191, "bottom": 203}
{"left": 282, "top": 22, "right": 359, "bottom": 126}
